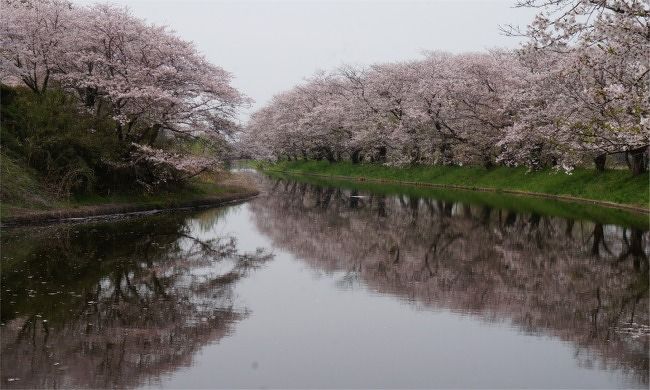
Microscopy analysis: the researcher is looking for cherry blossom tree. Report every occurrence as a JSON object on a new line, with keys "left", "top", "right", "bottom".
{"left": 244, "top": 72, "right": 352, "bottom": 162}
{"left": 0, "top": 0, "right": 74, "bottom": 94}
{"left": 7, "top": 0, "right": 645, "bottom": 175}
{"left": 2, "top": 0, "right": 249, "bottom": 187}
{"left": 64, "top": 3, "right": 249, "bottom": 145}
{"left": 244, "top": 52, "right": 525, "bottom": 168}
{"left": 502, "top": 0, "right": 649, "bottom": 173}
{"left": 244, "top": 0, "right": 648, "bottom": 174}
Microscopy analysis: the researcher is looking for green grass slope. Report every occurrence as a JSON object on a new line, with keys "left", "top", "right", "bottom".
{"left": 1, "top": 153, "right": 252, "bottom": 221}
{"left": 260, "top": 160, "right": 649, "bottom": 208}
{"left": 1, "top": 154, "right": 56, "bottom": 216}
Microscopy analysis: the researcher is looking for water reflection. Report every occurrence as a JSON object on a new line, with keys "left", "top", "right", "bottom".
{"left": 1, "top": 210, "right": 272, "bottom": 388}
{"left": 2, "top": 174, "right": 648, "bottom": 388}
{"left": 251, "top": 176, "right": 650, "bottom": 385}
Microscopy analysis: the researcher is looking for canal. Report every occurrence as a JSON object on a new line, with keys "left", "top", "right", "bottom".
{"left": 2, "top": 171, "right": 648, "bottom": 388}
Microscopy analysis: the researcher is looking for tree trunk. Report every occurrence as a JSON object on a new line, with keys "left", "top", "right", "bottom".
{"left": 624, "top": 152, "right": 632, "bottom": 170}
{"left": 629, "top": 146, "right": 648, "bottom": 176}
{"left": 483, "top": 155, "right": 494, "bottom": 169}
{"left": 439, "top": 141, "right": 453, "bottom": 165}
{"left": 324, "top": 148, "right": 335, "bottom": 163}
{"left": 377, "top": 146, "right": 387, "bottom": 163}
{"left": 593, "top": 154, "right": 606, "bottom": 172}
{"left": 116, "top": 123, "right": 124, "bottom": 142}
{"left": 410, "top": 145, "right": 421, "bottom": 165}
{"left": 351, "top": 149, "right": 362, "bottom": 164}
{"left": 84, "top": 86, "right": 96, "bottom": 108}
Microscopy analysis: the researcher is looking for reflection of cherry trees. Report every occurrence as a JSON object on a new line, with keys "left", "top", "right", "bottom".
{"left": 251, "top": 177, "right": 649, "bottom": 384}
{"left": 1, "top": 212, "right": 271, "bottom": 388}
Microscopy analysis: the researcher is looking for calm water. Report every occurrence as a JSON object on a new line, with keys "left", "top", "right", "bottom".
{"left": 1, "top": 172, "right": 648, "bottom": 389}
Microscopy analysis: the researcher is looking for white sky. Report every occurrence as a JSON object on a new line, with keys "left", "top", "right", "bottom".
{"left": 72, "top": 0, "right": 537, "bottom": 121}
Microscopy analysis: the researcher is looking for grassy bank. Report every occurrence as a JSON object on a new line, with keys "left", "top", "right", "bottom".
{"left": 1, "top": 84, "right": 251, "bottom": 226}
{"left": 266, "top": 171, "right": 648, "bottom": 229}
{"left": 257, "top": 160, "right": 649, "bottom": 210}
{"left": 1, "top": 154, "right": 257, "bottom": 225}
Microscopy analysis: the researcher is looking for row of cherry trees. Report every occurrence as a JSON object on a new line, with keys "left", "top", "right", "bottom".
{"left": 244, "top": 0, "right": 649, "bottom": 174}
{"left": 1, "top": 0, "right": 248, "bottom": 185}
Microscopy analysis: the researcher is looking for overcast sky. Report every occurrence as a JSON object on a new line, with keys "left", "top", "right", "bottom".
{"left": 73, "top": 0, "right": 537, "bottom": 121}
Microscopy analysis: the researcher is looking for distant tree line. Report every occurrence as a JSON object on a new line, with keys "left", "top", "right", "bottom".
{"left": 243, "top": 0, "right": 649, "bottom": 175}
